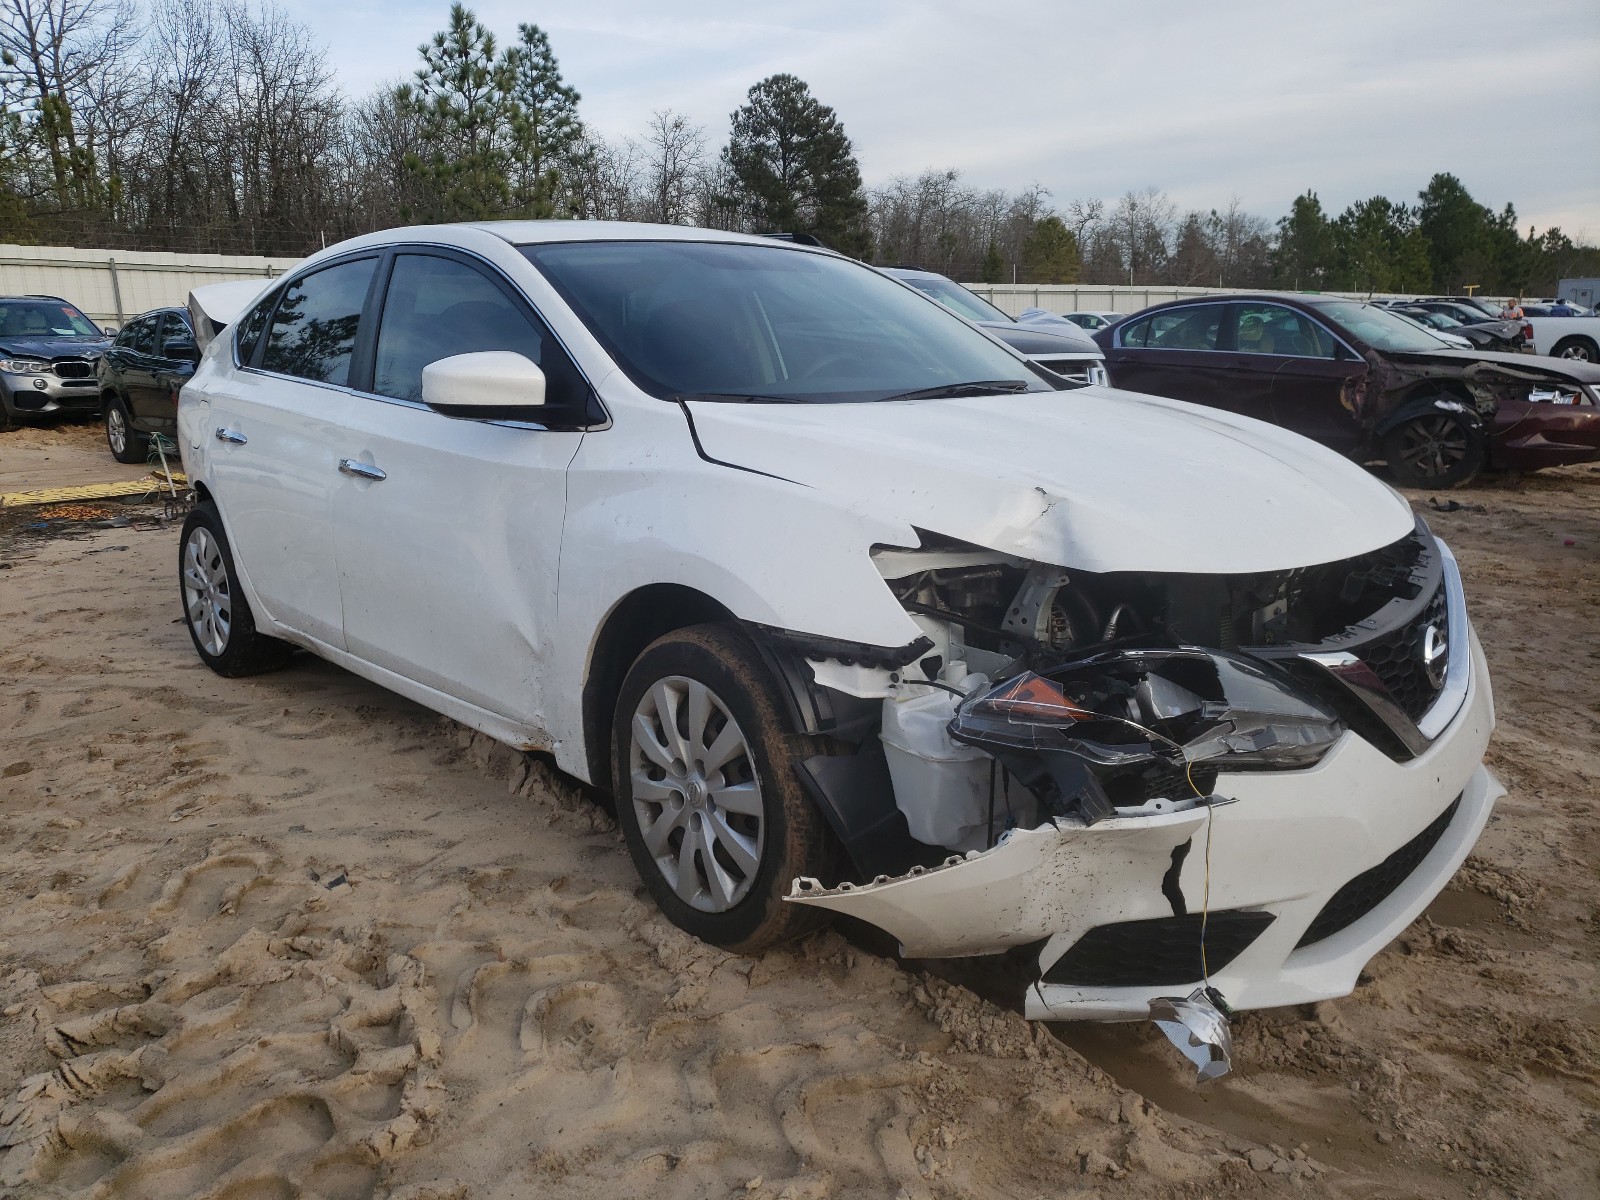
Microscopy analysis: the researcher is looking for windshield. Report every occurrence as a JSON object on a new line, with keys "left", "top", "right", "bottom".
{"left": 0, "top": 300, "right": 100, "bottom": 340}
{"left": 1314, "top": 300, "right": 1453, "bottom": 352}
{"left": 898, "top": 275, "right": 1013, "bottom": 324}
{"left": 522, "top": 241, "right": 1052, "bottom": 403}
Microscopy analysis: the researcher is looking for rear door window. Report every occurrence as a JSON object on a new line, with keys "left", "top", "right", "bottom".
{"left": 1119, "top": 304, "right": 1225, "bottom": 351}
{"left": 261, "top": 258, "right": 378, "bottom": 386}
{"left": 128, "top": 317, "right": 157, "bottom": 355}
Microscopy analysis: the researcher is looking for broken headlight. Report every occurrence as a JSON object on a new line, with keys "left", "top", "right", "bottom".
{"left": 948, "top": 649, "right": 1343, "bottom": 824}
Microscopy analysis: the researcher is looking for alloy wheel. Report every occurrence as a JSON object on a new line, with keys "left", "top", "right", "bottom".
{"left": 1559, "top": 343, "right": 1594, "bottom": 362}
{"left": 1393, "top": 415, "right": 1469, "bottom": 480}
{"left": 106, "top": 405, "right": 127, "bottom": 456}
{"left": 628, "top": 675, "right": 765, "bottom": 913}
{"left": 182, "top": 527, "right": 232, "bottom": 656}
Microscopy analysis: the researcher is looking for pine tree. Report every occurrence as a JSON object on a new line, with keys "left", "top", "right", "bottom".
{"left": 979, "top": 240, "right": 1004, "bottom": 284}
{"left": 502, "top": 23, "right": 584, "bottom": 218}
{"left": 401, "top": 3, "right": 510, "bottom": 221}
{"left": 722, "top": 74, "right": 867, "bottom": 254}
{"left": 1272, "top": 191, "right": 1337, "bottom": 289}
{"left": 1020, "top": 216, "right": 1080, "bottom": 284}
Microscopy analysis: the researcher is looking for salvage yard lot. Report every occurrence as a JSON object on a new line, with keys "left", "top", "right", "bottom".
{"left": 1, "top": 424, "right": 1596, "bottom": 1199}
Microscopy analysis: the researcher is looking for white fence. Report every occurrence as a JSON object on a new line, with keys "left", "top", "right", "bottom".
{"left": 0, "top": 241, "right": 1509, "bottom": 328}
{"left": 960, "top": 283, "right": 1424, "bottom": 318}
{"left": 0, "top": 244, "right": 301, "bottom": 326}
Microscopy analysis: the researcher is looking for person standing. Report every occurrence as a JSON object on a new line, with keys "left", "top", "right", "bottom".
{"left": 1549, "top": 297, "right": 1576, "bottom": 316}
{"left": 1501, "top": 297, "right": 1524, "bottom": 320}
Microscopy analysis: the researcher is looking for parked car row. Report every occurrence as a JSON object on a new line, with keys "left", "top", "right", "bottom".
{"left": 1088, "top": 294, "right": 1600, "bottom": 486}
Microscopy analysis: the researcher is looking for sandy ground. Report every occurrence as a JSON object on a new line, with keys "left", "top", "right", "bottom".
{"left": 0, "top": 421, "right": 158, "bottom": 493}
{"left": 0, "top": 423, "right": 1596, "bottom": 1200}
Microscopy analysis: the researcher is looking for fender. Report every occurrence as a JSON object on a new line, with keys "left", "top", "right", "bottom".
{"left": 1374, "top": 392, "right": 1487, "bottom": 440}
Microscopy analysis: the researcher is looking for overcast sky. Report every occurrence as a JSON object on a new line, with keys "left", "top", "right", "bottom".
{"left": 280, "top": 0, "right": 1600, "bottom": 238}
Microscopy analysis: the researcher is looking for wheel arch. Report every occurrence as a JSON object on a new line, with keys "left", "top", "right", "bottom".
{"left": 580, "top": 584, "right": 737, "bottom": 792}
{"left": 1375, "top": 385, "right": 1485, "bottom": 439}
{"left": 1551, "top": 334, "right": 1599, "bottom": 358}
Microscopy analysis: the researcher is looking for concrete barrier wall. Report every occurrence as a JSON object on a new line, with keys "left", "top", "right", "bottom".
{"left": 0, "top": 245, "right": 301, "bottom": 326}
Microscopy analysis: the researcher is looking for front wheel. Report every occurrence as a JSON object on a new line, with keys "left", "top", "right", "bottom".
{"left": 612, "top": 624, "right": 842, "bottom": 952}
{"left": 1551, "top": 336, "right": 1598, "bottom": 363}
{"left": 179, "top": 503, "right": 295, "bottom": 676}
{"left": 1383, "top": 409, "right": 1486, "bottom": 489}
{"left": 105, "top": 395, "right": 147, "bottom": 463}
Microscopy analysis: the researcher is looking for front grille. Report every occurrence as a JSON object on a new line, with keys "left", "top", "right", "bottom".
{"left": 1357, "top": 584, "right": 1447, "bottom": 722}
{"left": 51, "top": 358, "right": 93, "bottom": 379}
{"left": 1042, "top": 910, "right": 1275, "bottom": 988}
{"left": 1296, "top": 795, "right": 1461, "bottom": 948}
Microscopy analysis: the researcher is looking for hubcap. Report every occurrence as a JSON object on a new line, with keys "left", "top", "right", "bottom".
{"left": 629, "top": 676, "right": 765, "bottom": 913}
{"left": 1395, "top": 415, "right": 1468, "bottom": 479}
{"left": 107, "top": 406, "right": 126, "bottom": 455}
{"left": 182, "top": 527, "right": 232, "bottom": 656}
{"left": 1559, "top": 344, "right": 1593, "bottom": 361}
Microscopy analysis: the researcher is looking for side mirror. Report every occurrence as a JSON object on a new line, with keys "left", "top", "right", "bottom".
{"left": 103, "top": 326, "right": 117, "bottom": 336}
{"left": 421, "top": 351, "right": 547, "bottom": 421}
{"left": 164, "top": 337, "right": 200, "bottom": 363}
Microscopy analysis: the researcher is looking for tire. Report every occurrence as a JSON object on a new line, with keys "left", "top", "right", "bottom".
{"left": 104, "top": 394, "right": 147, "bottom": 463}
{"left": 611, "top": 624, "right": 843, "bottom": 952}
{"left": 1382, "top": 408, "right": 1486, "bottom": 489}
{"left": 1551, "top": 336, "right": 1598, "bottom": 363}
{"left": 178, "top": 503, "right": 295, "bottom": 677}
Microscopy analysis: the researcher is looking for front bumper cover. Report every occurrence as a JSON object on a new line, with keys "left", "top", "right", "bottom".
{"left": 788, "top": 625, "right": 1498, "bottom": 1019}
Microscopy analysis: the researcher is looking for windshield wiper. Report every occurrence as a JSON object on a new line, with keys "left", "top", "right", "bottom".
{"left": 670, "top": 391, "right": 804, "bottom": 404}
{"left": 880, "top": 379, "right": 1030, "bottom": 402}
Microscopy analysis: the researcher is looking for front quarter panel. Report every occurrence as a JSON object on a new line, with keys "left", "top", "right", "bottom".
{"left": 546, "top": 391, "right": 926, "bottom": 776}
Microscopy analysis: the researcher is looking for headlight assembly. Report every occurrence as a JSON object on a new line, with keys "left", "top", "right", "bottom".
{"left": 0, "top": 358, "right": 50, "bottom": 375}
{"left": 948, "top": 649, "right": 1344, "bottom": 823}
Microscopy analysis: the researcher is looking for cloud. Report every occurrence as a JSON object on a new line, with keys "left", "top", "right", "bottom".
{"left": 279, "top": 0, "right": 1600, "bottom": 230}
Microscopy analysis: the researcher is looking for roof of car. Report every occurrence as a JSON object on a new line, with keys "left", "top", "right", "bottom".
{"left": 465, "top": 220, "right": 791, "bottom": 248}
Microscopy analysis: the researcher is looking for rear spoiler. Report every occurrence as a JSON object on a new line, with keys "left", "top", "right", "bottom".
{"left": 187, "top": 278, "right": 279, "bottom": 352}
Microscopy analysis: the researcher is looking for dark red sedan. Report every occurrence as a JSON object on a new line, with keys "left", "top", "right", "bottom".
{"left": 1093, "top": 294, "right": 1600, "bottom": 486}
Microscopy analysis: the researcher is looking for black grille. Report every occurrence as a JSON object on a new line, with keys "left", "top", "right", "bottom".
{"left": 1042, "top": 911, "right": 1275, "bottom": 988}
{"left": 52, "top": 358, "right": 93, "bottom": 379}
{"left": 1358, "top": 584, "right": 1447, "bottom": 721}
{"left": 1296, "top": 795, "right": 1461, "bottom": 948}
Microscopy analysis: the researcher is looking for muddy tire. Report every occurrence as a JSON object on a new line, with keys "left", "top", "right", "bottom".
{"left": 104, "top": 394, "right": 146, "bottom": 463}
{"left": 1551, "top": 336, "right": 1598, "bottom": 363}
{"left": 612, "top": 624, "right": 841, "bottom": 952}
{"left": 1383, "top": 409, "right": 1486, "bottom": 489}
{"left": 179, "top": 503, "right": 295, "bottom": 677}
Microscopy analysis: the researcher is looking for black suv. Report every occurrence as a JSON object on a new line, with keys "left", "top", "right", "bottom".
{"left": 97, "top": 307, "right": 200, "bottom": 462}
{"left": 0, "top": 296, "right": 112, "bottom": 426}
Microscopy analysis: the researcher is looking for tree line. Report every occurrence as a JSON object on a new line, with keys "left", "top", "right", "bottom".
{"left": 2, "top": 0, "right": 1593, "bottom": 296}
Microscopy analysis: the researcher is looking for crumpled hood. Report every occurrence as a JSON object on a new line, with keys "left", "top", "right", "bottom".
{"left": 1393, "top": 347, "right": 1600, "bottom": 385}
{"left": 687, "top": 388, "right": 1417, "bottom": 574}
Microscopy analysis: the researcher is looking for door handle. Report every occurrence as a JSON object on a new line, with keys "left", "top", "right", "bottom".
{"left": 338, "top": 458, "right": 387, "bottom": 481}
{"left": 215, "top": 427, "right": 247, "bottom": 444}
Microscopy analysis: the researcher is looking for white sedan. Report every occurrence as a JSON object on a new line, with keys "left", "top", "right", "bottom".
{"left": 177, "top": 222, "right": 1498, "bottom": 1021}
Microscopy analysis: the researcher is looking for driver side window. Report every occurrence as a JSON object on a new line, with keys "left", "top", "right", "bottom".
{"left": 1234, "top": 304, "right": 1338, "bottom": 359}
{"left": 371, "top": 253, "right": 585, "bottom": 411}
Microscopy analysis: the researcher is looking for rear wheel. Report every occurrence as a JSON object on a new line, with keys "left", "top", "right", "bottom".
{"left": 104, "top": 395, "right": 147, "bottom": 463}
{"left": 612, "top": 624, "right": 841, "bottom": 952}
{"left": 1551, "top": 336, "right": 1598, "bottom": 363}
{"left": 1383, "top": 409, "right": 1486, "bottom": 489}
{"left": 179, "top": 503, "right": 295, "bottom": 676}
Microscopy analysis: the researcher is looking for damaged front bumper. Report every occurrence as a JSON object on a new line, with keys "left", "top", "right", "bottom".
{"left": 787, "top": 627, "right": 1499, "bottom": 1020}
